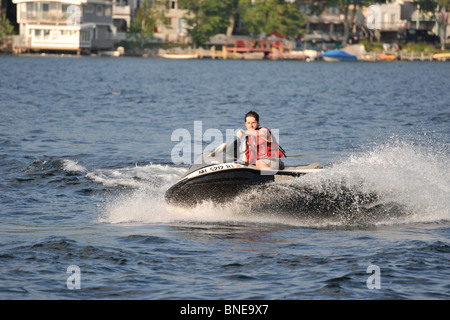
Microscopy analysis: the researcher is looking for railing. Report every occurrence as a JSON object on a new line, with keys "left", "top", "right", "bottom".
{"left": 112, "top": 5, "right": 130, "bottom": 15}
{"left": 399, "top": 51, "right": 434, "bottom": 61}
{"left": 24, "top": 11, "right": 77, "bottom": 24}
{"left": 380, "top": 21, "right": 408, "bottom": 31}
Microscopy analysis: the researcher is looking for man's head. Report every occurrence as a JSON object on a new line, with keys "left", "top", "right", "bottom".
{"left": 244, "top": 110, "right": 260, "bottom": 130}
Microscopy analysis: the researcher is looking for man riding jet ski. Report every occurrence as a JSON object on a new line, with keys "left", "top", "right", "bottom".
{"left": 165, "top": 111, "right": 323, "bottom": 207}
{"left": 236, "top": 110, "right": 287, "bottom": 171}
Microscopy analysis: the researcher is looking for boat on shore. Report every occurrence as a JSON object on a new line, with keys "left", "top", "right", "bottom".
{"left": 433, "top": 53, "right": 450, "bottom": 61}
{"left": 242, "top": 52, "right": 265, "bottom": 60}
{"left": 321, "top": 49, "right": 357, "bottom": 62}
{"left": 158, "top": 48, "right": 198, "bottom": 59}
{"left": 378, "top": 53, "right": 397, "bottom": 61}
{"left": 160, "top": 53, "right": 199, "bottom": 59}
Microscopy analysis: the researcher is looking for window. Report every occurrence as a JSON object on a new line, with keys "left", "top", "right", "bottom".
{"left": 96, "top": 5, "right": 103, "bottom": 16}
{"left": 165, "top": 17, "right": 172, "bottom": 28}
{"left": 105, "top": 6, "right": 111, "bottom": 16}
{"left": 84, "top": 5, "right": 94, "bottom": 13}
{"left": 51, "top": 30, "right": 59, "bottom": 40}
{"left": 327, "top": 7, "right": 339, "bottom": 15}
{"left": 81, "top": 30, "right": 91, "bottom": 42}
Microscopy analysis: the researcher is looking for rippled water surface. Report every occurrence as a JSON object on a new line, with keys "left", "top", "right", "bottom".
{"left": 0, "top": 55, "right": 449, "bottom": 300}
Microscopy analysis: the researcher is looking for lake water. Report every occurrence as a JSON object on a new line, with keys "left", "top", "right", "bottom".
{"left": 0, "top": 55, "right": 449, "bottom": 302}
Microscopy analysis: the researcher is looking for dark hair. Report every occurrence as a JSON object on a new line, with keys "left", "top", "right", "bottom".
{"left": 245, "top": 110, "right": 259, "bottom": 122}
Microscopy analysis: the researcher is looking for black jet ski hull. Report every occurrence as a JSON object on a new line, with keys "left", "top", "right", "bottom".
{"left": 165, "top": 162, "right": 325, "bottom": 207}
{"left": 165, "top": 167, "right": 274, "bottom": 207}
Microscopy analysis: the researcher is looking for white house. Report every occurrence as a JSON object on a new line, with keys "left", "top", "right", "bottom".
{"left": 13, "top": 0, "right": 115, "bottom": 54}
{"left": 112, "top": 0, "right": 136, "bottom": 40}
{"left": 153, "top": 0, "right": 190, "bottom": 43}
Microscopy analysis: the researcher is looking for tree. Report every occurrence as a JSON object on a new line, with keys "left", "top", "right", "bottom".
{"left": 414, "top": 0, "right": 449, "bottom": 50}
{"left": 179, "top": 0, "right": 238, "bottom": 47}
{"left": 128, "top": 0, "right": 168, "bottom": 43}
{"left": 240, "top": 0, "right": 305, "bottom": 38}
{"left": 0, "top": 2, "right": 14, "bottom": 43}
{"left": 179, "top": 0, "right": 305, "bottom": 46}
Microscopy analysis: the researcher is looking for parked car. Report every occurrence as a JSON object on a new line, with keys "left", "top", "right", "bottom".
{"left": 397, "top": 29, "right": 440, "bottom": 45}
{"left": 348, "top": 33, "right": 361, "bottom": 44}
{"left": 303, "top": 30, "right": 331, "bottom": 42}
{"left": 328, "top": 32, "right": 343, "bottom": 43}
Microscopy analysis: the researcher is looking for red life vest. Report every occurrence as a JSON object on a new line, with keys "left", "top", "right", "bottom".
{"left": 245, "top": 127, "right": 285, "bottom": 164}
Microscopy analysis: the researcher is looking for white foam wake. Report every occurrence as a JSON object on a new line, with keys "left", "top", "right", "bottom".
{"left": 96, "top": 137, "right": 449, "bottom": 227}
{"left": 62, "top": 159, "right": 88, "bottom": 173}
{"left": 318, "top": 137, "right": 449, "bottom": 224}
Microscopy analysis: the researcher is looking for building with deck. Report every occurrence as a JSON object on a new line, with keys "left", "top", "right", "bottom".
{"left": 12, "top": 0, "right": 115, "bottom": 54}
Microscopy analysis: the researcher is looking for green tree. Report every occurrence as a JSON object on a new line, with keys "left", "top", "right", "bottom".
{"left": 179, "top": 0, "right": 238, "bottom": 47}
{"left": 0, "top": 1, "right": 14, "bottom": 42}
{"left": 413, "top": 0, "right": 449, "bottom": 50}
{"left": 0, "top": 15, "right": 14, "bottom": 41}
{"left": 128, "top": 0, "right": 168, "bottom": 43}
{"left": 240, "top": 0, "right": 305, "bottom": 38}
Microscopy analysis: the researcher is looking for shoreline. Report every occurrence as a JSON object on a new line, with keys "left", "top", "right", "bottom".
{"left": 2, "top": 34, "right": 449, "bottom": 61}
{"left": 1, "top": 50, "right": 449, "bottom": 62}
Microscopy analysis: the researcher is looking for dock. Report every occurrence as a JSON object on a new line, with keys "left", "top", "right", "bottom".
{"left": 158, "top": 37, "right": 310, "bottom": 61}
{"left": 399, "top": 51, "right": 434, "bottom": 61}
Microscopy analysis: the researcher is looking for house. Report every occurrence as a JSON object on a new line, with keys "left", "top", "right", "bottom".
{"left": 109, "top": 0, "right": 189, "bottom": 44}
{"left": 153, "top": 0, "right": 189, "bottom": 43}
{"left": 363, "top": 0, "right": 409, "bottom": 41}
{"left": 12, "top": 0, "right": 115, "bottom": 54}
{"left": 303, "top": 0, "right": 440, "bottom": 43}
{"left": 112, "top": 0, "right": 138, "bottom": 41}
{"left": 302, "top": 4, "right": 344, "bottom": 35}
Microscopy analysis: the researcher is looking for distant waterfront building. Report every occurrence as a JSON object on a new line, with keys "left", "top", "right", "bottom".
{"left": 360, "top": 0, "right": 409, "bottom": 42}
{"left": 302, "top": 0, "right": 441, "bottom": 43}
{"left": 112, "top": 0, "right": 138, "bottom": 41}
{"left": 152, "top": 0, "right": 189, "bottom": 43}
{"left": 110, "top": 0, "right": 190, "bottom": 44}
{"left": 12, "top": 0, "right": 116, "bottom": 54}
{"left": 371, "top": 0, "right": 443, "bottom": 41}
{"left": 301, "top": 2, "right": 344, "bottom": 34}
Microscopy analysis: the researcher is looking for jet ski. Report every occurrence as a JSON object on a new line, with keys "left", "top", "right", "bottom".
{"left": 165, "top": 140, "right": 324, "bottom": 207}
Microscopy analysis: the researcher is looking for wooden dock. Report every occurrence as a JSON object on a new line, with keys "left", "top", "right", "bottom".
{"left": 197, "top": 46, "right": 229, "bottom": 59}
{"left": 196, "top": 46, "right": 266, "bottom": 60}
{"left": 399, "top": 51, "right": 434, "bottom": 61}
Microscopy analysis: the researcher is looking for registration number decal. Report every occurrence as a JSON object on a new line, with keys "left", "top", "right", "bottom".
{"left": 198, "top": 163, "right": 237, "bottom": 175}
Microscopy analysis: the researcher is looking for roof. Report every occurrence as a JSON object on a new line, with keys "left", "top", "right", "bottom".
{"left": 12, "top": 0, "right": 113, "bottom": 5}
